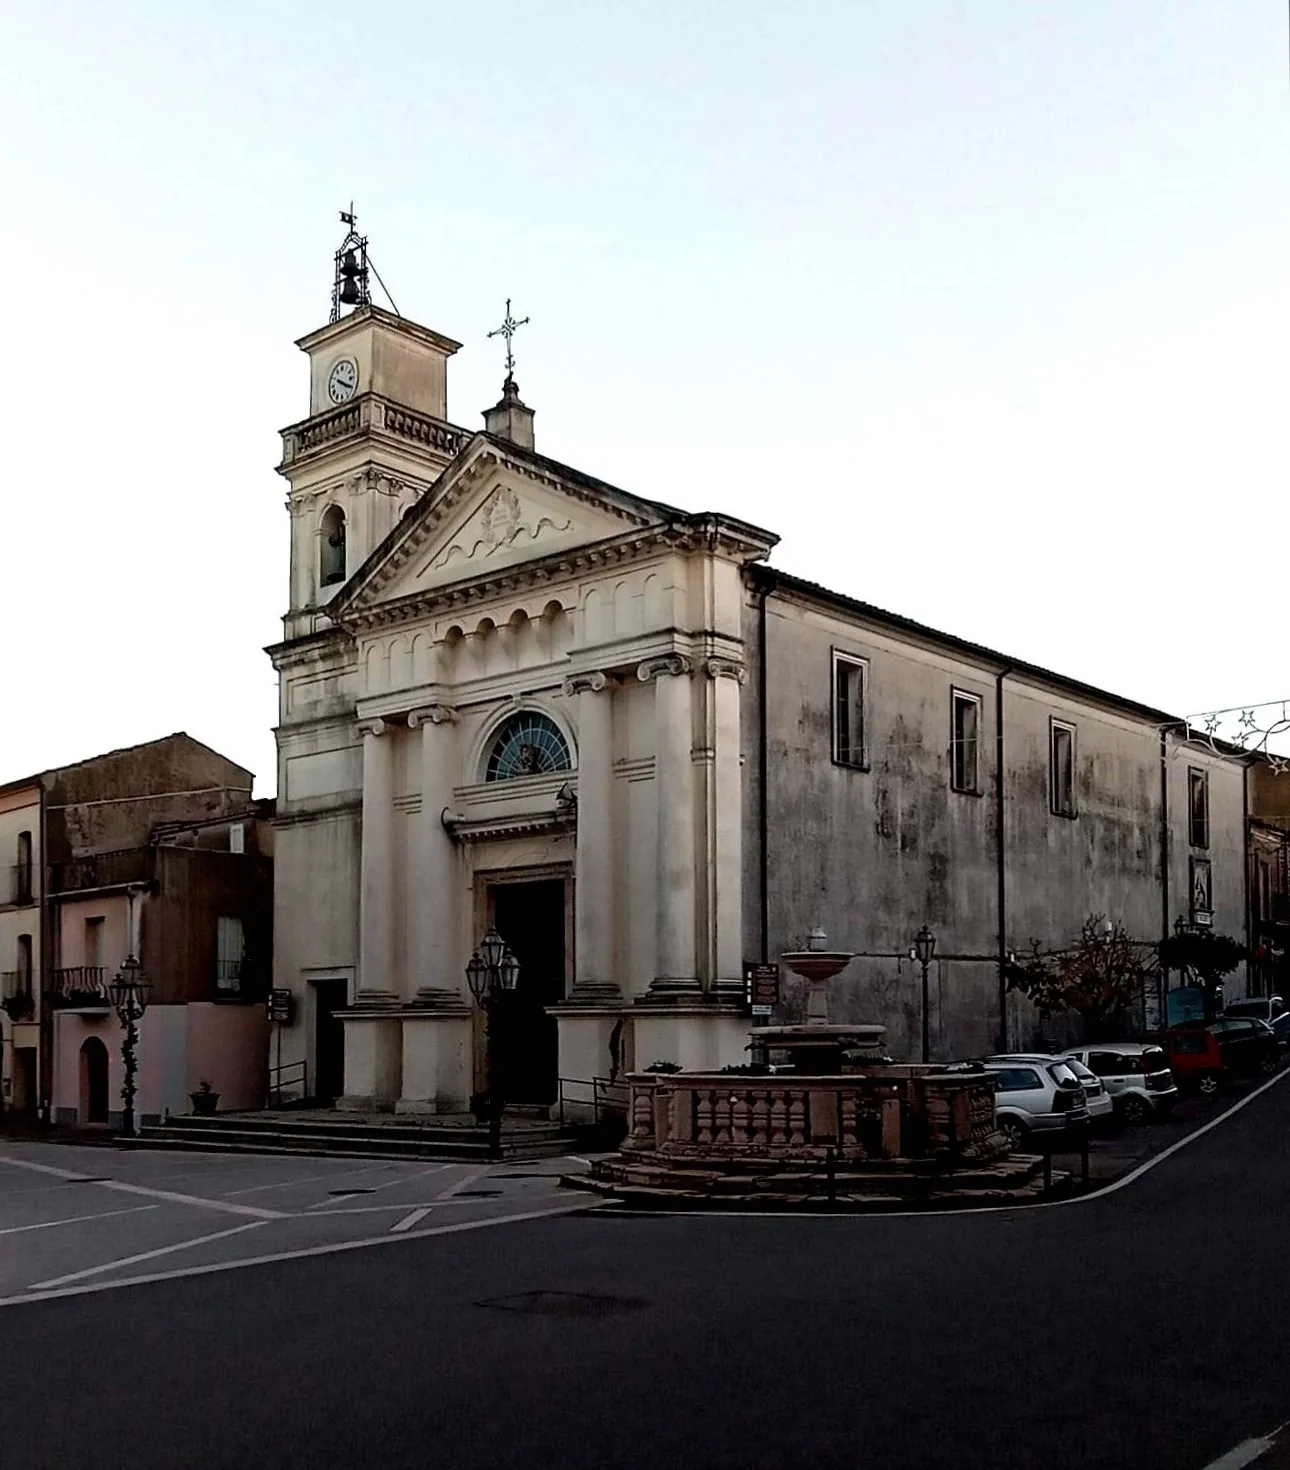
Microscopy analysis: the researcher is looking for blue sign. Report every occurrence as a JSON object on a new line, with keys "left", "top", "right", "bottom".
{"left": 1166, "top": 986, "right": 1206, "bottom": 1027}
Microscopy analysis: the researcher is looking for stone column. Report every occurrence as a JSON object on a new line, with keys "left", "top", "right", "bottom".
{"left": 564, "top": 672, "right": 618, "bottom": 1002}
{"left": 706, "top": 658, "right": 747, "bottom": 999}
{"left": 357, "top": 718, "right": 398, "bottom": 1003}
{"left": 638, "top": 655, "right": 699, "bottom": 997}
{"left": 407, "top": 704, "right": 461, "bottom": 1006}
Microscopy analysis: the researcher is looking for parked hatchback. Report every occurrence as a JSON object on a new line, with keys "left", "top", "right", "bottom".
{"left": 1164, "top": 1019, "right": 1280, "bottom": 1095}
{"left": 1057, "top": 1043, "right": 1178, "bottom": 1124}
{"left": 1222, "top": 996, "right": 1290, "bottom": 1047}
{"left": 969, "top": 1056, "right": 1090, "bottom": 1151}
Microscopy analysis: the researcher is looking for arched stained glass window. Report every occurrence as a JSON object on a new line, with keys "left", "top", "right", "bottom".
{"left": 485, "top": 712, "right": 571, "bottom": 782}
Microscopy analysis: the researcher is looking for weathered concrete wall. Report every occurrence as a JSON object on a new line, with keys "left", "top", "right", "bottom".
{"left": 746, "top": 581, "right": 1249, "bottom": 1061}
{"left": 42, "top": 734, "right": 252, "bottom": 864}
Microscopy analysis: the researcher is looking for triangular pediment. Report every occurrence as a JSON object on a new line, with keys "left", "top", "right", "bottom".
{"left": 336, "top": 436, "right": 670, "bottom": 614}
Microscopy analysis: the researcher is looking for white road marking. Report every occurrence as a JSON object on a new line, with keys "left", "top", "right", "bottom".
{"left": 0, "top": 1154, "right": 286, "bottom": 1219}
{"left": 29, "top": 1220, "right": 271, "bottom": 1289}
{"left": 1201, "top": 1425, "right": 1286, "bottom": 1470}
{"left": 302, "top": 1163, "right": 450, "bottom": 1208}
{"left": 222, "top": 1163, "right": 405, "bottom": 1197}
{"left": 432, "top": 1167, "right": 489, "bottom": 1201}
{"left": 0, "top": 1206, "right": 157, "bottom": 1236}
{"left": 390, "top": 1207, "right": 432, "bottom": 1232}
{"left": 0, "top": 1198, "right": 600, "bottom": 1308}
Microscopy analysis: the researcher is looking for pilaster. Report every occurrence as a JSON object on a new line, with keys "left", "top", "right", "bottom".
{"left": 358, "top": 718, "right": 397, "bottom": 1002}
{"left": 563, "top": 672, "right": 620, "bottom": 1003}
{"left": 408, "top": 704, "right": 462, "bottom": 1006}
{"left": 637, "top": 655, "right": 700, "bottom": 999}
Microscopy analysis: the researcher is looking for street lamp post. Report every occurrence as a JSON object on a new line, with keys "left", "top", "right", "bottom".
{"left": 108, "top": 954, "right": 151, "bottom": 1139}
{"left": 911, "top": 925, "right": 937, "bottom": 1064}
{"left": 465, "top": 929, "right": 521, "bottom": 1161}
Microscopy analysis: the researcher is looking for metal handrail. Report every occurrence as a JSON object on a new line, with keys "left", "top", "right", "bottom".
{"left": 556, "top": 1075, "right": 628, "bottom": 1128}
{"left": 268, "top": 1058, "right": 308, "bottom": 1108}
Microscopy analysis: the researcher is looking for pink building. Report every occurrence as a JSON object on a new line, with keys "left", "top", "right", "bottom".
{"left": 0, "top": 734, "right": 273, "bottom": 1128}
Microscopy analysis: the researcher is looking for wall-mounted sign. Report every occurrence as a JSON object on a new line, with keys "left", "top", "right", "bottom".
{"left": 1166, "top": 985, "right": 1206, "bottom": 1027}
{"left": 744, "top": 962, "right": 780, "bottom": 1016}
{"left": 269, "top": 989, "right": 294, "bottom": 1024}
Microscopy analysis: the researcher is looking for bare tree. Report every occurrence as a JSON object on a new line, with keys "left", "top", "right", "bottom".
{"left": 1004, "top": 916, "right": 1159, "bottom": 1040}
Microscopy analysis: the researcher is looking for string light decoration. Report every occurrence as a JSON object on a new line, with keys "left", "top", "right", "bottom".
{"left": 1180, "top": 700, "right": 1290, "bottom": 774}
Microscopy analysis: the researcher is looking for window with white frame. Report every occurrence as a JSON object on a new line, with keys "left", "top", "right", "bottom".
{"left": 216, "top": 916, "right": 245, "bottom": 993}
{"left": 1050, "top": 720, "right": 1076, "bottom": 817}
{"left": 1188, "top": 767, "right": 1210, "bottom": 850}
{"left": 832, "top": 653, "right": 868, "bottom": 769}
{"left": 951, "top": 690, "right": 981, "bottom": 793}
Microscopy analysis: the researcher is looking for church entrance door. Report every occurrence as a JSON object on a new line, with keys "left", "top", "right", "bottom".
{"left": 312, "top": 979, "right": 348, "bottom": 1103}
{"left": 488, "top": 878, "right": 566, "bottom": 1107}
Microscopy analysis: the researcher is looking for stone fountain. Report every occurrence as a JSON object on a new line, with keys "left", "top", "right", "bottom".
{"left": 576, "top": 928, "right": 1048, "bottom": 1210}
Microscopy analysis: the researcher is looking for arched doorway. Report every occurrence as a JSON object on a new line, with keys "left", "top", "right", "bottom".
{"left": 80, "top": 1036, "right": 110, "bottom": 1125}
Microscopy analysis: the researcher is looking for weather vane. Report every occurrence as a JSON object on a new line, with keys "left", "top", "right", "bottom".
{"left": 488, "top": 298, "right": 530, "bottom": 380}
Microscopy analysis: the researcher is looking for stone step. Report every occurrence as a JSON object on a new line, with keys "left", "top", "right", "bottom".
{"left": 131, "top": 1116, "right": 578, "bottom": 1162}
{"left": 166, "top": 1112, "right": 569, "bottom": 1147}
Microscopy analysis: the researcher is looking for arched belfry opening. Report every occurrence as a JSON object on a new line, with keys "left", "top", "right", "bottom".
{"left": 319, "top": 505, "right": 347, "bottom": 587}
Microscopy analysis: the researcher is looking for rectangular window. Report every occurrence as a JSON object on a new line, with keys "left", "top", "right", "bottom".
{"left": 951, "top": 691, "right": 981, "bottom": 793}
{"left": 1188, "top": 767, "right": 1210, "bottom": 849}
{"left": 14, "top": 830, "right": 32, "bottom": 905}
{"left": 228, "top": 823, "right": 245, "bottom": 855}
{"left": 216, "top": 916, "right": 245, "bottom": 993}
{"left": 16, "top": 934, "right": 32, "bottom": 995}
{"left": 1050, "top": 720, "right": 1076, "bottom": 817}
{"left": 832, "top": 653, "right": 868, "bottom": 769}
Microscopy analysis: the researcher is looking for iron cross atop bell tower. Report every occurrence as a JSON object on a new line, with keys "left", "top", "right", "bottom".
{"left": 487, "top": 298, "right": 530, "bottom": 381}
{"left": 483, "top": 298, "right": 536, "bottom": 452}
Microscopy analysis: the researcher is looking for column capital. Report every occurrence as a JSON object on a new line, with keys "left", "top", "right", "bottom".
{"left": 408, "top": 704, "right": 459, "bottom": 728}
{"left": 356, "top": 717, "right": 389, "bottom": 738}
{"left": 704, "top": 657, "right": 747, "bottom": 684}
{"left": 636, "top": 654, "right": 692, "bottom": 683}
{"left": 562, "top": 671, "right": 612, "bottom": 698}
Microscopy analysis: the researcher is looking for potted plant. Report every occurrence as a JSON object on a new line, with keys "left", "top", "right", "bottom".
{"left": 190, "top": 1080, "right": 220, "bottom": 1115}
{"left": 2, "top": 993, "right": 33, "bottom": 1022}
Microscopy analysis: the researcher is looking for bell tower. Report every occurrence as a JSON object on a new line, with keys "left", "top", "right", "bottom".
{"left": 277, "top": 213, "right": 467, "bottom": 638}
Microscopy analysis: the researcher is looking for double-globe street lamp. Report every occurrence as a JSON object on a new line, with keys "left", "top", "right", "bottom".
{"left": 108, "top": 954, "right": 151, "bottom": 1138}
{"left": 911, "top": 925, "right": 937, "bottom": 1065}
{"left": 466, "top": 929, "right": 521, "bottom": 1161}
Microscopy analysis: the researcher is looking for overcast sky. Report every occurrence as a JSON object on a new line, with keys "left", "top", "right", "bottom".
{"left": 3, "top": 1, "right": 1286, "bottom": 793}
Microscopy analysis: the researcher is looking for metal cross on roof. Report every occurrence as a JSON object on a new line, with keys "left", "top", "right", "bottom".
{"left": 487, "top": 298, "right": 530, "bottom": 379}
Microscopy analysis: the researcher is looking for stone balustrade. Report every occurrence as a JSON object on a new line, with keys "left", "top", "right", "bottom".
{"left": 623, "top": 1069, "right": 1000, "bottom": 1164}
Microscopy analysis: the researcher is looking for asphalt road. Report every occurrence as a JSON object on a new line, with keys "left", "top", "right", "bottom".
{"left": 3, "top": 1076, "right": 1290, "bottom": 1470}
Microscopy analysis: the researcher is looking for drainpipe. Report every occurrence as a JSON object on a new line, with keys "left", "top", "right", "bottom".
{"left": 757, "top": 574, "right": 775, "bottom": 963}
{"left": 1160, "top": 728, "right": 1170, "bottom": 1020}
{"left": 995, "top": 665, "right": 1012, "bottom": 1053}
{"left": 1243, "top": 758, "right": 1252, "bottom": 996}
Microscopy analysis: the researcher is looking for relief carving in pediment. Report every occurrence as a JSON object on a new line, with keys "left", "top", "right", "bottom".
{"left": 429, "top": 484, "right": 573, "bottom": 572}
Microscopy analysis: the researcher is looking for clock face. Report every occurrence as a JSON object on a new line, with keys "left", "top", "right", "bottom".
{"left": 327, "top": 358, "right": 359, "bottom": 403}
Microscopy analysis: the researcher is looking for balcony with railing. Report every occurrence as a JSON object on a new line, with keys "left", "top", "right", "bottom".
{"left": 1, "top": 971, "right": 35, "bottom": 1020}
{"left": 280, "top": 394, "right": 471, "bottom": 467}
{"left": 48, "top": 967, "right": 111, "bottom": 1012}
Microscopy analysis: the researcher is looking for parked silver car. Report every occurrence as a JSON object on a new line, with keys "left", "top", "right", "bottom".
{"left": 960, "top": 1056, "right": 1090, "bottom": 1151}
{"left": 1057, "top": 1043, "right": 1178, "bottom": 1123}
{"left": 1056, "top": 1055, "right": 1114, "bottom": 1125}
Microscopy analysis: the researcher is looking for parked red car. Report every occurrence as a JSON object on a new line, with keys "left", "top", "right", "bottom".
{"left": 1162, "top": 1019, "right": 1281, "bottom": 1096}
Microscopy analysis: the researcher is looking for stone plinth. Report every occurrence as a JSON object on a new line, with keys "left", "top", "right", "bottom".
{"left": 581, "top": 1067, "right": 1028, "bottom": 1209}
{"left": 620, "top": 1068, "right": 1001, "bottom": 1164}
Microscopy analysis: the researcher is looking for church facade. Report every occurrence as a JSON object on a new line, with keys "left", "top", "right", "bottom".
{"left": 269, "top": 303, "right": 1248, "bottom": 1114}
